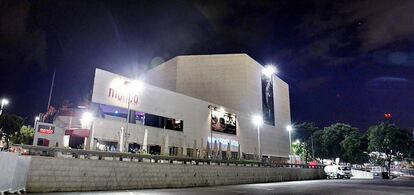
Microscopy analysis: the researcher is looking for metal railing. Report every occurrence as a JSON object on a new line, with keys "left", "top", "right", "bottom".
{"left": 400, "top": 169, "right": 414, "bottom": 176}
{"left": 13, "top": 145, "right": 324, "bottom": 169}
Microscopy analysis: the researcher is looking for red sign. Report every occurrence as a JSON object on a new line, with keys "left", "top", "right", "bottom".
{"left": 38, "top": 124, "right": 55, "bottom": 134}
{"left": 39, "top": 128, "right": 54, "bottom": 134}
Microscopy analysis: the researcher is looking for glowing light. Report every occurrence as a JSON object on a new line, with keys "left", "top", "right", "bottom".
{"left": 218, "top": 107, "right": 225, "bottom": 113}
{"left": 1, "top": 98, "right": 9, "bottom": 105}
{"left": 127, "top": 80, "right": 144, "bottom": 93}
{"left": 110, "top": 78, "right": 144, "bottom": 95}
{"left": 262, "top": 65, "right": 277, "bottom": 77}
{"left": 115, "top": 110, "right": 119, "bottom": 114}
{"left": 252, "top": 115, "right": 263, "bottom": 126}
{"left": 81, "top": 112, "right": 94, "bottom": 125}
{"left": 35, "top": 116, "right": 40, "bottom": 121}
{"left": 286, "top": 125, "right": 293, "bottom": 132}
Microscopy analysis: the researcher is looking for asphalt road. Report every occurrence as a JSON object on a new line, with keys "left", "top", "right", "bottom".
{"left": 31, "top": 177, "right": 414, "bottom": 195}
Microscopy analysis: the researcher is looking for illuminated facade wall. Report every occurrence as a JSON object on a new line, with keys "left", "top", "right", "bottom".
{"left": 89, "top": 67, "right": 290, "bottom": 158}
{"left": 145, "top": 54, "right": 291, "bottom": 158}
{"left": 33, "top": 53, "right": 291, "bottom": 159}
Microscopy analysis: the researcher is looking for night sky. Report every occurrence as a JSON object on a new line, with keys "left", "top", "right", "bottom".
{"left": 1, "top": 0, "right": 413, "bottom": 130}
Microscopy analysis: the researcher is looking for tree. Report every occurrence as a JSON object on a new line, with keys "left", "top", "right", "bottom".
{"left": 292, "top": 122, "right": 320, "bottom": 162}
{"left": 340, "top": 131, "right": 369, "bottom": 164}
{"left": 10, "top": 125, "right": 35, "bottom": 145}
{"left": 322, "top": 123, "right": 359, "bottom": 160}
{"left": 312, "top": 130, "right": 328, "bottom": 160}
{"left": 0, "top": 114, "right": 24, "bottom": 148}
{"left": 367, "top": 123, "right": 412, "bottom": 177}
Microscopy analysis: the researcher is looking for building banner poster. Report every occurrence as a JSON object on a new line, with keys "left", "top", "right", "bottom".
{"left": 211, "top": 110, "right": 236, "bottom": 135}
{"left": 261, "top": 75, "right": 275, "bottom": 125}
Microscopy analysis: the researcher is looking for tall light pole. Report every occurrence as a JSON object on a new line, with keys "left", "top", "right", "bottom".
{"left": 34, "top": 116, "right": 40, "bottom": 129}
{"left": 121, "top": 80, "right": 143, "bottom": 153}
{"left": 286, "top": 125, "right": 293, "bottom": 156}
{"left": 252, "top": 115, "right": 263, "bottom": 160}
{"left": 0, "top": 98, "right": 9, "bottom": 116}
{"left": 207, "top": 105, "right": 214, "bottom": 159}
{"left": 124, "top": 81, "right": 132, "bottom": 153}
{"left": 82, "top": 112, "right": 94, "bottom": 150}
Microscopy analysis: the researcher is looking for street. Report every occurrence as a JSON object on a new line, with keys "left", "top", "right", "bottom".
{"left": 30, "top": 178, "right": 414, "bottom": 195}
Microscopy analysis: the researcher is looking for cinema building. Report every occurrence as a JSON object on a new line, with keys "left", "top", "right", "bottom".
{"left": 33, "top": 54, "right": 291, "bottom": 161}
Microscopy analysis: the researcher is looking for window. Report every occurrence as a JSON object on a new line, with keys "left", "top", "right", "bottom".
{"left": 144, "top": 113, "right": 164, "bottom": 128}
{"left": 100, "top": 104, "right": 184, "bottom": 131}
{"left": 37, "top": 138, "right": 50, "bottom": 146}
{"left": 165, "top": 118, "right": 183, "bottom": 131}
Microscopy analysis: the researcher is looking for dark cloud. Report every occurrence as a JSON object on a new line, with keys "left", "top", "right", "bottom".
{"left": 297, "top": 76, "right": 333, "bottom": 93}
{"left": 365, "top": 76, "right": 413, "bottom": 90}
{"left": 348, "top": 0, "right": 414, "bottom": 51}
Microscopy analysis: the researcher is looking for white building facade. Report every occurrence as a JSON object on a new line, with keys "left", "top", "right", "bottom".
{"left": 33, "top": 54, "right": 291, "bottom": 161}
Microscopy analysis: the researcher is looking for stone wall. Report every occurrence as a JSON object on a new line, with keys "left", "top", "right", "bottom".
{"left": 27, "top": 156, "right": 324, "bottom": 192}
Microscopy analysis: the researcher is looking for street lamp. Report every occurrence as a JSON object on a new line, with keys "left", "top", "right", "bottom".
{"left": 262, "top": 65, "right": 278, "bottom": 78}
{"left": 286, "top": 125, "right": 293, "bottom": 156}
{"left": 34, "top": 116, "right": 40, "bottom": 129}
{"left": 121, "top": 80, "right": 143, "bottom": 153}
{"left": 82, "top": 112, "right": 94, "bottom": 150}
{"left": 0, "top": 98, "right": 9, "bottom": 116}
{"left": 252, "top": 115, "right": 263, "bottom": 160}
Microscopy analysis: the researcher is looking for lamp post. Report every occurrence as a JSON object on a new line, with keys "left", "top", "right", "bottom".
{"left": 286, "top": 125, "right": 293, "bottom": 156}
{"left": 0, "top": 98, "right": 9, "bottom": 116}
{"left": 121, "top": 80, "right": 143, "bottom": 153}
{"left": 82, "top": 112, "right": 94, "bottom": 150}
{"left": 252, "top": 115, "right": 263, "bottom": 160}
{"left": 34, "top": 116, "right": 40, "bottom": 129}
{"left": 124, "top": 81, "right": 132, "bottom": 153}
{"left": 208, "top": 105, "right": 214, "bottom": 159}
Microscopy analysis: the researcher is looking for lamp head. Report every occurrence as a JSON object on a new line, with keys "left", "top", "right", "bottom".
{"left": 252, "top": 115, "right": 263, "bottom": 126}
{"left": 82, "top": 112, "right": 94, "bottom": 123}
{"left": 262, "top": 65, "right": 278, "bottom": 77}
{"left": 1, "top": 98, "right": 9, "bottom": 105}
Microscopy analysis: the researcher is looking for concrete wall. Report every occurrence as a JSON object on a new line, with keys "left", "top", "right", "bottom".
{"left": 26, "top": 156, "right": 324, "bottom": 193}
{"left": 143, "top": 57, "right": 178, "bottom": 92}
{"left": 351, "top": 170, "right": 374, "bottom": 179}
{"left": 0, "top": 152, "right": 31, "bottom": 193}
